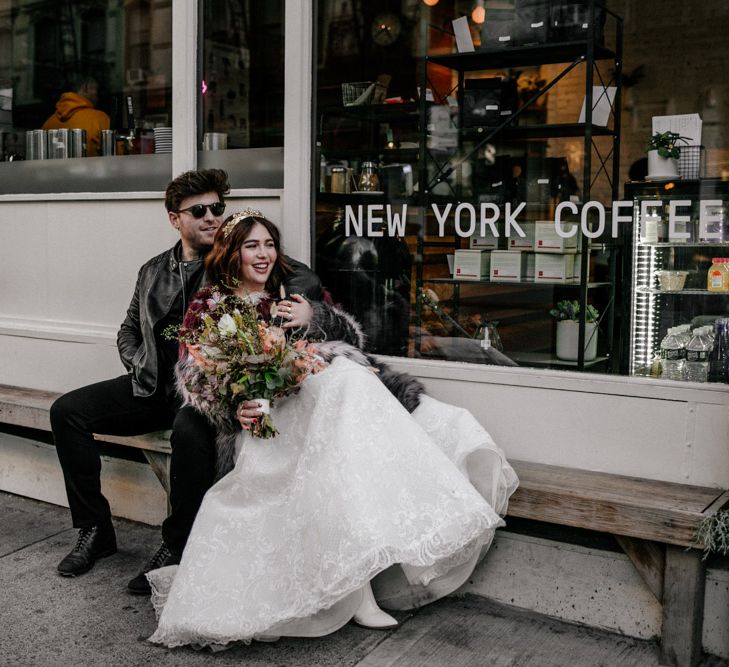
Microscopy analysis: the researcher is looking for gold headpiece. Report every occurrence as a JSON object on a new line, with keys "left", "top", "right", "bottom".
{"left": 222, "top": 207, "right": 264, "bottom": 239}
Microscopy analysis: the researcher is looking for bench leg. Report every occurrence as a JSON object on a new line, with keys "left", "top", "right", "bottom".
{"left": 660, "top": 545, "right": 705, "bottom": 667}
{"left": 142, "top": 451, "right": 172, "bottom": 515}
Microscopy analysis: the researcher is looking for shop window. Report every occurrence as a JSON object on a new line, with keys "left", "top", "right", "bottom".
{"left": 313, "top": 0, "right": 729, "bottom": 381}
{"left": 0, "top": 0, "right": 172, "bottom": 193}
{"left": 197, "top": 0, "right": 285, "bottom": 188}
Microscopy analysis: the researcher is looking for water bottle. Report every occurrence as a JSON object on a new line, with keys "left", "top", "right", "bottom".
{"left": 675, "top": 324, "right": 692, "bottom": 349}
{"left": 708, "top": 318, "right": 729, "bottom": 383}
{"left": 660, "top": 327, "right": 686, "bottom": 380}
{"left": 685, "top": 327, "right": 711, "bottom": 383}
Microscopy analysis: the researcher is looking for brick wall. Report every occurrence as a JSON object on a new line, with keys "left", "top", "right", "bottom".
{"left": 543, "top": 0, "right": 729, "bottom": 200}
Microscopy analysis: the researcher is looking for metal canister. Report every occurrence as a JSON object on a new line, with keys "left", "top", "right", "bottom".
{"left": 100, "top": 129, "right": 116, "bottom": 156}
{"left": 26, "top": 129, "right": 48, "bottom": 160}
{"left": 202, "top": 132, "right": 228, "bottom": 150}
{"left": 330, "top": 166, "right": 351, "bottom": 194}
{"left": 47, "top": 128, "right": 70, "bottom": 159}
{"left": 69, "top": 128, "right": 87, "bottom": 158}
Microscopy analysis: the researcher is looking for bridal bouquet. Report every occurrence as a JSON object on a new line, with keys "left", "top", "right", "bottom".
{"left": 174, "top": 286, "right": 326, "bottom": 438}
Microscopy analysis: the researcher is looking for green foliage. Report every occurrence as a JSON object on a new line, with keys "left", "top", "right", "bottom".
{"left": 646, "top": 131, "right": 691, "bottom": 160}
{"left": 695, "top": 509, "right": 729, "bottom": 560}
{"left": 549, "top": 300, "right": 599, "bottom": 323}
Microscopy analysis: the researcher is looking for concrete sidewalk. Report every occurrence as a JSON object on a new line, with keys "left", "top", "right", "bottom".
{"left": 1, "top": 491, "right": 723, "bottom": 667}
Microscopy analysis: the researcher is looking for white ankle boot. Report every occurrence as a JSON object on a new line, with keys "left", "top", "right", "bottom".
{"left": 352, "top": 580, "right": 399, "bottom": 630}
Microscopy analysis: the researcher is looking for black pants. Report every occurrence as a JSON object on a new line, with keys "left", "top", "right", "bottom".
{"left": 50, "top": 375, "right": 216, "bottom": 555}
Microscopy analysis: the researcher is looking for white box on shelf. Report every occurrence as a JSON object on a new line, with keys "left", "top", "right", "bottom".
{"left": 535, "top": 221, "right": 578, "bottom": 253}
{"left": 491, "top": 250, "right": 535, "bottom": 282}
{"left": 573, "top": 253, "right": 583, "bottom": 281}
{"left": 535, "top": 253, "right": 576, "bottom": 283}
{"left": 508, "top": 222, "right": 536, "bottom": 250}
{"left": 470, "top": 229, "right": 501, "bottom": 250}
{"left": 453, "top": 249, "right": 490, "bottom": 280}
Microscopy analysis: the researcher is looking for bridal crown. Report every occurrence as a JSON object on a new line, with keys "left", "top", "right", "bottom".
{"left": 222, "top": 207, "right": 264, "bottom": 239}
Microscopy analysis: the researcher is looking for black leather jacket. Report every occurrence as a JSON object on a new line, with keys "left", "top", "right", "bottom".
{"left": 117, "top": 241, "right": 323, "bottom": 398}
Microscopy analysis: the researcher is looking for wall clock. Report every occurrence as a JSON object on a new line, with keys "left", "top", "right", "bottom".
{"left": 371, "top": 12, "right": 402, "bottom": 46}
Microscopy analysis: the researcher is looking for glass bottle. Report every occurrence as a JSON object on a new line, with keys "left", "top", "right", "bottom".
{"left": 358, "top": 161, "right": 380, "bottom": 192}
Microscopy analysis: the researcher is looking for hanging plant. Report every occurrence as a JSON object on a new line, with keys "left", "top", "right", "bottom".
{"left": 695, "top": 509, "right": 729, "bottom": 560}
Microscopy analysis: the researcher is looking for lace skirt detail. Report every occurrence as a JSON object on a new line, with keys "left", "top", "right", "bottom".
{"left": 148, "top": 357, "right": 517, "bottom": 649}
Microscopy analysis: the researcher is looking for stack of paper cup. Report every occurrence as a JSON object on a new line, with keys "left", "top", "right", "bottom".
{"left": 153, "top": 127, "right": 172, "bottom": 154}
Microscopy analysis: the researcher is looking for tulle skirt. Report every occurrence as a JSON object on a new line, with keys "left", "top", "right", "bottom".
{"left": 148, "top": 357, "right": 518, "bottom": 649}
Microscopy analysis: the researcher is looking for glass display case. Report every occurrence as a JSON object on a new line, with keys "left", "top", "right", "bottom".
{"left": 624, "top": 179, "right": 729, "bottom": 381}
{"left": 313, "top": 0, "right": 625, "bottom": 372}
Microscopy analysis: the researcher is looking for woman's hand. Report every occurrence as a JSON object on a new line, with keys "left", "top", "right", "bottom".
{"left": 236, "top": 400, "right": 263, "bottom": 430}
{"left": 278, "top": 293, "right": 313, "bottom": 329}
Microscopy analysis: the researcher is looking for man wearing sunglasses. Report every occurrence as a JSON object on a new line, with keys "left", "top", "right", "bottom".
{"left": 50, "top": 168, "right": 322, "bottom": 594}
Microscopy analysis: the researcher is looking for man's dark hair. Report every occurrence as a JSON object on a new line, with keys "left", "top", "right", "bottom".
{"left": 165, "top": 169, "right": 231, "bottom": 212}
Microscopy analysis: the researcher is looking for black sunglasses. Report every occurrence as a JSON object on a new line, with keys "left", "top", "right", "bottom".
{"left": 176, "top": 202, "right": 226, "bottom": 218}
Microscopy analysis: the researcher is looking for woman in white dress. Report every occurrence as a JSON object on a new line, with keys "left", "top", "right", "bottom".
{"left": 147, "top": 211, "right": 518, "bottom": 649}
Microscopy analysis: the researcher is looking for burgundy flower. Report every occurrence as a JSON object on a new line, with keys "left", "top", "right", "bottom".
{"left": 256, "top": 296, "right": 274, "bottom": 322}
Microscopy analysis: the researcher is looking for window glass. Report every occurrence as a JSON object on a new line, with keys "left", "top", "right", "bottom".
{"left": 198, "top": 0, "right": 285, "bottom": 188}
{"left": 313, "top": 0, "right": 729, "bottom": 382}
{"left": 0, "top": 0, "right": 173, "bottom": 192}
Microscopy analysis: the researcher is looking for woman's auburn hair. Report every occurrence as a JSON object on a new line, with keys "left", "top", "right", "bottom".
{"left": 205, "top": 215, "right": 291, "bottom": 293}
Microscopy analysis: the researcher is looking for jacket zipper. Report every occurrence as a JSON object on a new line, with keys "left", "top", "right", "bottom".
{"left": 179, "top": 262, "right": 187, "bottom": 315}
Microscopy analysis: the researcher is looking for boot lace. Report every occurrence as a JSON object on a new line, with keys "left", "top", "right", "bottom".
{"left": 145, "top": 543, "right": 173, "bottom": 572}
{"left": 73, "top": 527, "right": 96, "bottom": 552}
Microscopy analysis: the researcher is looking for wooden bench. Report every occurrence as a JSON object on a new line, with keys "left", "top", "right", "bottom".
{"left": 509, "top": 460, "right": 729, "bottom": 667}
{"left": 2, "top": 384, "right": 727, "bottom": 665}
{"left": 0, "top": 384, "right": 172, "bottom": 504}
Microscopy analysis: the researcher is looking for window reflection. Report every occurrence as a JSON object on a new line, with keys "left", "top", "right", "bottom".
{"left": 200, "top": 0, "right": 284, "bottom": 151}
{"left": 0, "top": 0, "right": 172, "bottom": 162}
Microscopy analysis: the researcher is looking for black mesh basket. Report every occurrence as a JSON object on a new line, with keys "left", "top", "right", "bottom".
{"left": 678, "top": 145, "right": 704, "bottom": 180}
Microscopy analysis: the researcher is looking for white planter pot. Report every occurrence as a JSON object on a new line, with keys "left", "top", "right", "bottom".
{"left": 646, "top": 150, "right": 679, "bottom": 180}
{"left": 555, "top": 320, "right": 598, "bottom": 362}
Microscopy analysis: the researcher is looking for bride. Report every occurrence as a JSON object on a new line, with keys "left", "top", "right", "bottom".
{"left": 147, "top": 210, "right": 518, "bottom": 649}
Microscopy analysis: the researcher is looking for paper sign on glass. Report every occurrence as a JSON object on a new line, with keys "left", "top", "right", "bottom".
{"left": 452, "top": 17, "right": 475, "bottom": 53}
{"left": 578, "top": 86, "right": 617, "bottom": 126}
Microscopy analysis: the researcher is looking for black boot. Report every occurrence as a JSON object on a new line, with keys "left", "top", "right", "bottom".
{"left": 127, "top": 542, "right": 180, "bottom": 595}
{"left": 57, "top": 525, "right": 117, "bottom": 577}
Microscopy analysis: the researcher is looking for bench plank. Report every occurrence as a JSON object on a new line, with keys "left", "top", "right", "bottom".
{"left": 509, "top": 460, "right": 726, "bottom": 548}
{"left": 0, "top": 384, "right": 58, "bottom": 431}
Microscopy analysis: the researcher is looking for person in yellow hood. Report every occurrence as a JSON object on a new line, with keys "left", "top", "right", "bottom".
{"left": 42, "top": 77, "right": 111, "bottom": 157}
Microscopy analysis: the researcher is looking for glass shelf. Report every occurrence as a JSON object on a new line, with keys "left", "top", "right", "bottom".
{"left": 426, "top": 278, "right": 611, "bottom": 288}
{"left": 427, "top": 41, "right": 616, "bottom": 71}
{"left": 637, "top": 241, "right": 729, "bottom": 248}
{"left": 636, "top": 287, "right": 729, "bottom": 296}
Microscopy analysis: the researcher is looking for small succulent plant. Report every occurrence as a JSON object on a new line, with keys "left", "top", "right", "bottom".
{"left": 549, "top": 300, "right": 599, "bottom": 323}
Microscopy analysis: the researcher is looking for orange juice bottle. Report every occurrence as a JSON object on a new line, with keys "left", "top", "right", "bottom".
{"left": 707, "top": 258, "right": 729, "bottom": 292}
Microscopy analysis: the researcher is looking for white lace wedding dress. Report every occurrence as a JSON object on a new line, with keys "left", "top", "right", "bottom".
{"left": 147, "top": 356, "right": 518, "bottom": 649}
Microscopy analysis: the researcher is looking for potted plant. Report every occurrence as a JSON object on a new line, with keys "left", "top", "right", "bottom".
{"left": 549, "top": 300, "right": 600, "bottom": 361}
{"left": 646, "top": 130, "right": 691, "bottom": 180}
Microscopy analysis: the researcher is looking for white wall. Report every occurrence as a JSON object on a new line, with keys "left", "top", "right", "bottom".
{"left": 386, "top": 357, "right": 729, "bottom": 488}
{"left": 0, "top": 193, "right": 284, "bottom": 392}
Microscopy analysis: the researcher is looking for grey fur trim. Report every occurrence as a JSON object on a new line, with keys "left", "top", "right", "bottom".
{"left": 367, "top": 357, "right": 424, "bottom": 414}
{"left": 306, "top": 301, "right": 366, "bottom": 349}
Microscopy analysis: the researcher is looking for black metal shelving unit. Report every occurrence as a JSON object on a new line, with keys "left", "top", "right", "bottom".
{"left": 414, "top": 0, "right": 624, "bottom": 371}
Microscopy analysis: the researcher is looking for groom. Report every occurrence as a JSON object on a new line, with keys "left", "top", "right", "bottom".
{"left": 51, "top": 168, "right": 322, "bottom": 594}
